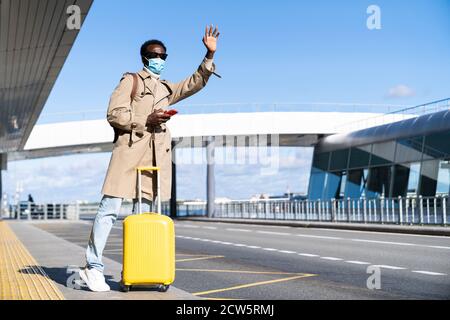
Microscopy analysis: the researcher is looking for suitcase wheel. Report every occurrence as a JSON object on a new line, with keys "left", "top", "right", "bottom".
{"left": 120, "top": 283, "right": 131, "bottom": 293}
{"left": 158, "top": 285, "right": 170, "bottom": 293}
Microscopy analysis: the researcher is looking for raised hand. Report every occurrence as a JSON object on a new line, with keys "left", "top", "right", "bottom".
{"left": 203, "top": 25, "right": 220, "bottom": 58}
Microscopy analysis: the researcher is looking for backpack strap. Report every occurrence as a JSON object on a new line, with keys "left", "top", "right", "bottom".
{"left": 127, "top": 72, "right": 139, "bottom": 100}
{"left": 113, "top": 73, "right": 139, "bottom": 143}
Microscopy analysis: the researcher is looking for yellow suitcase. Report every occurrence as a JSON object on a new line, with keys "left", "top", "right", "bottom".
{"left": 121, "top": 167, "right": 175, "bottom": 292}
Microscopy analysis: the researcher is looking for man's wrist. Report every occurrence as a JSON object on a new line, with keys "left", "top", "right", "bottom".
{"left": 206, "top": 50, "right": 215, "bottom": 59}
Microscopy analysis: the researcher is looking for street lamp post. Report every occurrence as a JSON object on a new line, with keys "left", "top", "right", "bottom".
{"left": 206, "top": 137, "right": 216, "bottom": 218}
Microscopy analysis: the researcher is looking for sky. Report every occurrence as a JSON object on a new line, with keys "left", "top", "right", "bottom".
{"left": 3, "top": 0, "right": 450, "bottom": 203}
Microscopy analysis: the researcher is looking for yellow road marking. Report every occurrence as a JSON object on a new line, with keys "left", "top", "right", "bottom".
{"left": 193, "top": 274, "right": 316, "bottom": 297}
{"left": 177, "top": 268, "right": 306, "bottom": 275}
{"left": 176, "top": 254, "right": 217, "bottom": 257}
{"left": 0, "top": 222, "right": 64, "bottom": 300}
{"left": 176, "top": 255, "right": 224, "bottom": 263}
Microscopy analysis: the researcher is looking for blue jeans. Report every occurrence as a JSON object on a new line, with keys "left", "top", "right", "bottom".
{"left": 85, "top": 196, "right": 153, "bottom": 272}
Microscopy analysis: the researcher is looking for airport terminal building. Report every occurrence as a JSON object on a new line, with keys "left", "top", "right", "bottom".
{"left": 308, "top": 105, "right": 450, "bottom": 201}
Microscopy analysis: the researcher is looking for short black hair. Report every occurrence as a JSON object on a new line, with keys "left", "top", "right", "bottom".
{"left": 140, "top": 40, "right": 167, "bottom": 57}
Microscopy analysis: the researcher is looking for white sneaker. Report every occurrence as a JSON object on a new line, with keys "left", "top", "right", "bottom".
{"left": 79, "top": 268, "right": 110, "bottom": 292}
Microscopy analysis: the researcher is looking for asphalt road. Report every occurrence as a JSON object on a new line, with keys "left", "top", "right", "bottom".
{"left": 35, "top": 219, "right": 450, "bottom": 300}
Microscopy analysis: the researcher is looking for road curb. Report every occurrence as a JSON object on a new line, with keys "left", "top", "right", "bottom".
{"left": 177, "top": 217, "right": 450, "bottom": 237}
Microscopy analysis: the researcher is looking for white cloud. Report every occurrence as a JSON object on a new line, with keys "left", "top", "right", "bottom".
{"left": 387, "top": 84, "right": 415, "bottom": 98}
{"left": 3, "top": 153, "right": 110, "bottom": 203}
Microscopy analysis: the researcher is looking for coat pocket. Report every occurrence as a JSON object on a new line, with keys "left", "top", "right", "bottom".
{"left": 114, "top": 131, "right": 131, "bottom": 148}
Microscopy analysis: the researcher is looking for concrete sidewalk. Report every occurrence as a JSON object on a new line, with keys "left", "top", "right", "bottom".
{"left": 178, "top": 217, "right": 450, "bottom": 237}
{"left": 7, "top": 221, "right": 197, "bottom": 300}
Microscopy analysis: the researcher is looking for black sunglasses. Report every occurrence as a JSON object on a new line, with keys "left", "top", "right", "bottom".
{"left": 145, "top": 52, "right": 168, "bottom": 61}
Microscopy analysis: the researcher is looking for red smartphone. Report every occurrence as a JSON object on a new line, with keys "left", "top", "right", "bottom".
{"left": 164, "top": 109, "right": 178, "bottom": 116}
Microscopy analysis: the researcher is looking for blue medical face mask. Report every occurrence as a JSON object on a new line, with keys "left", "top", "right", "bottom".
{"left": 144, "top": 57, "right": 166, "bottom": 75}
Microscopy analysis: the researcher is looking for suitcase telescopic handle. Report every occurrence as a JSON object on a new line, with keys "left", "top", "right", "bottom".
{"left": 136, "top": 167, "right": 161, "bottom": 215}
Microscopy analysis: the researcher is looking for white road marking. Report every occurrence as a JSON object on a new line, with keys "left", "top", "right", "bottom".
{"left": 309, "top": 227, "right": 450, "bottom": 239}
{"left": 176, "top": 234, "right": 447, "bottom": 277}
{"left": 257, "top": 231, "right": 291, "bottom": 236}
{"left": 178, "top": 225, "right": 200, "bottom": 229}
{"left": 428, "top": 246, "right": 450, "bottom": 250}
{"left": 201, "top": 226, "right": 217, "bottom": 230}
{"left": 412, "top": 271, "right": 447, "bottom": 276}
{"left": 199, "top": 221, "right": 447, "bottom": 240}
{"left": 226, "top": 228, "right": 252, "bottom": 233}
{"left": 345, "top": 260, "right": 371, "bottom": 265}
{"left": 184, "top": 222, "right": 450, "bottom": 245}
{"left": 247, "top": 225, "right": 292, "bottom": 229}
{"left": 296, "top": 234, "right": 342, "bottom": 240}
{"left": 372, "top": 265, "right": 406, "bottom": 270}
{"left": 351, "top": 239, "right": 450, "bottom": 251}
{"left": 351, "top": 239, "right": 414, "bottom": 247}
{"left": 298, "top": 253, "right": 319, "bottom": 257}
{"left": 173, "top": 223, "right": 450, "bottom": 255}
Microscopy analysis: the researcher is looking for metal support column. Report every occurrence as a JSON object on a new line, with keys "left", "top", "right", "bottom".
{"left": 170, "top": 141, "right": 177, "bottom": 218}
{"left": 206, "top": 137, "right": 216, "bottom": 218}
{"left": 0, "top": 153, "right": 6, "bottom": 221}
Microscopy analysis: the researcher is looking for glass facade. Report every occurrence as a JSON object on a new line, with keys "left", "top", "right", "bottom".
{"left": 308, "top": 129, "right": 450, "bottom": 200}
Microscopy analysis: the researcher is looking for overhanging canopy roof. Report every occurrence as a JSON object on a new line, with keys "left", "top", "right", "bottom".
{"left": 0, "top": 0, "right": 93, "bottom": 153}
{"left": 316, "top": 109, "right": 450, "bottom": 153}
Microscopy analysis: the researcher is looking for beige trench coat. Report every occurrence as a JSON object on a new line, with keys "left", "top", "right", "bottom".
{"left": 101, "top": 58, "right": 216, "bottom": 201}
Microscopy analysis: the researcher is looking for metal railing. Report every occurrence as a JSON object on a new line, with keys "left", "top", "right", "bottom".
{"left": 335, "top": 98, "right": 450, "bottom": 133}
{"left": 4, "top": 203, "right": 71, "bottom": 220}
{"left": 1, "top": 201, "right": 175, "bottom": 221}
{"left": 66, "top": 201, "right": 172, "bottom": 219}
{"left": 4, "top": 195, "right": 448, "bottom": 227}
{"left": 212, "top": 195, "right": 449, "bottom": 226}
{"left": 37, "top": 102, "right": 412, "bottom": 124}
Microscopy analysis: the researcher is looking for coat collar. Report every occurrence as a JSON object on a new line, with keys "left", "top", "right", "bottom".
{"left": 136, "top": 68, "right": 170, "bottom": 103}
{"left": 137, "top": 67, "right": 160, "bottom": 80}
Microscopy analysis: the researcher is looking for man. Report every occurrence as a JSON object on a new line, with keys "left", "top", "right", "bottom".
{"left": 79, "top": 25, "right": 220, "bottom": 292}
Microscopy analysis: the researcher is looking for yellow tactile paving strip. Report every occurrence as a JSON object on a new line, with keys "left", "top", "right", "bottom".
{"left": 0, "top": 222, "right": 64, "bottom": 300}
